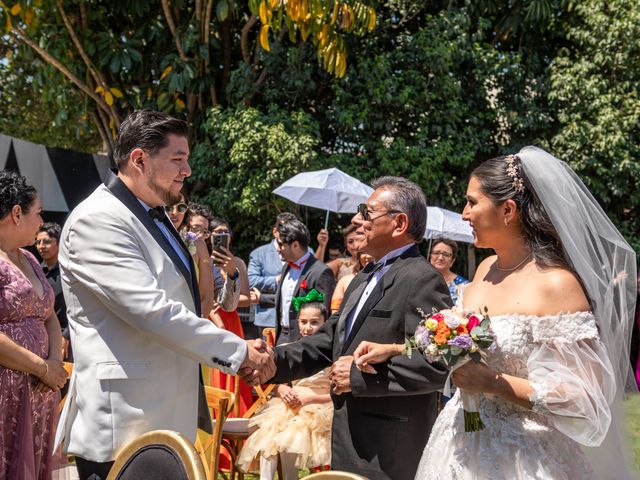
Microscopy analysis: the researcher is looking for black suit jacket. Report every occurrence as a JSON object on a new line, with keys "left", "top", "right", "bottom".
{"left": 260, "top": 254, "right": 336, "bottom": 343}
{"left": 271, "top": 244, "right": 452, "bottom": 480}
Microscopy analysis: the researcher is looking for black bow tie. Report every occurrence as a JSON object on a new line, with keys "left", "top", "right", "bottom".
{"left": 148, "top": 206, "right": 167, "bottom": 222}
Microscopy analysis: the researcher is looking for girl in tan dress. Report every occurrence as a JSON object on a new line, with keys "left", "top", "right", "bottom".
{"left": 238, "top": 289, "right": 332, "bottom": 479}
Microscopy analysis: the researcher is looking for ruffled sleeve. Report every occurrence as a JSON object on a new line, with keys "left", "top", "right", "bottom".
{"left": 526, "top": 312, "right": 616, "bottom": 447}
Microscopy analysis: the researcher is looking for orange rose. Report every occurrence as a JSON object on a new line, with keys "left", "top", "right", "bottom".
{"left": 456, "top": 325, "right": 468, "bottom": 335}
{"left": 436, "top": 322, "right": 451, "bottom": 337}
{"left": 434, "top": 333, "right": 449, "bottom": 345}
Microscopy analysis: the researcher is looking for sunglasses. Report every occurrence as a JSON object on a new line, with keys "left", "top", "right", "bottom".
{"left": 164, "top": 203, "right": 188, "bottom": 214}
{"left": 356, "top": 203, "right": 401, "bottom": 222}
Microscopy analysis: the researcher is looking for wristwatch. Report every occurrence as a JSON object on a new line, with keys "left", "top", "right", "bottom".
{"left": 228, "top": 269, "right": 239, "bottom": 281}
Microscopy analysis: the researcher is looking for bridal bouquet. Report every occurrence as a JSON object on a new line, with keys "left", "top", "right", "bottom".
{"left": 405, "top": 307, "right": 496, "bottom": 432}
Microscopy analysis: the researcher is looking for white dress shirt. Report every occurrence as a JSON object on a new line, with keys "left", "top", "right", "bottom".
{"left": 280, "top": 250, "right": 312, "bottom": 326}
{"left": 138, "top": 199, "right": 191, "bottom": 273}
{"left": 344, "top": 243, "right": 415, "bottom": 338}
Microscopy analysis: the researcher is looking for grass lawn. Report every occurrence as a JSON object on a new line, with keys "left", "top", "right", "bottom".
{"left": 624, "top": 393, "right": 640, "bottom": 470}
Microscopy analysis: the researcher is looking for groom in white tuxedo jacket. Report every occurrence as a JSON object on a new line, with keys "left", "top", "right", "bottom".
{"left": 55, "top": 110, "right": 274, "bottom": 480}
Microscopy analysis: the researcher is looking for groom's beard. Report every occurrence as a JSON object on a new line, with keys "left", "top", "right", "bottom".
{"left": 147, "top": 170, "right": 182, "bottom": 206}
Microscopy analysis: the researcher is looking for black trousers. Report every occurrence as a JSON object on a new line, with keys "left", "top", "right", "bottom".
{"left": 75, "top": 456, "right": 115, "bottom": 480}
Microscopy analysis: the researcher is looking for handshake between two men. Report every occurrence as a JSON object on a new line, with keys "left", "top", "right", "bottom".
{"left": 237, "top": 339, "right": 356, "bottom": 396}
{"left": 239, "top": 339, "right": 276, "bottom": 386}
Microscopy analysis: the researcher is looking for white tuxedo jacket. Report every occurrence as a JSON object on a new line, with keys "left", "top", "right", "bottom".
{"left": 55, "top": 172, "right": 247, "bottom": 462}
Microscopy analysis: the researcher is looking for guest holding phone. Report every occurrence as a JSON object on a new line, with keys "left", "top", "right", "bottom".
{"left": 208, "top": 217, "right": 255, "bottom": 443}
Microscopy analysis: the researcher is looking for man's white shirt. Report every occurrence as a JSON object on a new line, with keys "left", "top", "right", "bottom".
{"left": 345, "top": 243, "right": 414, "bottom": 338}
{"left": 280, "top": 250, "right": 312, "bottom": 326}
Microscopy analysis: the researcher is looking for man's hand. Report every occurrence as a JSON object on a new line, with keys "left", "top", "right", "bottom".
{"left": 238, "top": 339, "right": 275, "bottom": 386}
{"left": 329, "top": 355, "right": 354, "bottom": 395}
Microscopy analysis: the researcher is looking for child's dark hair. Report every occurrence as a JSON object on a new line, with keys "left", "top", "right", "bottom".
{"left": 299, "top": 301, "right": 328, "bottom": 321}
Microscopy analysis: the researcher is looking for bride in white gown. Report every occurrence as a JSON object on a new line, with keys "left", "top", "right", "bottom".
{"left": 353, "top": 147, "right": 638, "bottom": 479}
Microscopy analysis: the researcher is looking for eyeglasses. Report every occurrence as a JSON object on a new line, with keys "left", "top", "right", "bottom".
{"left": 188, "top": 227, "right": 210, "bottom": 238}
{"left": 430, "top": 250, "right": 453, "bottom": 259}
{"left": 356, "top": 203, "right": 401, "bottom": 222}
{"left": 276, "top": 239, "right": 289, "bottom": 248}
{"left": 164, "top": 203, "right": 188, "bottom": 214}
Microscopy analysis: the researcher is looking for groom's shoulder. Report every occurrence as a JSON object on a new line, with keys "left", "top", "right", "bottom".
{"left": 63, "top": 185, "right": 128, "bottom": 235}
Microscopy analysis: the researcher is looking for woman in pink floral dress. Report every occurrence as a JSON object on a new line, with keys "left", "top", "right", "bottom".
{"left": 0, "top": 171, "right": 68, "bottom": 479}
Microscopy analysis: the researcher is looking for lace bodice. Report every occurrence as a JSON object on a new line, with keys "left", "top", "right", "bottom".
{"left": 484, "top": 310, "right": 596, "bottom": 377}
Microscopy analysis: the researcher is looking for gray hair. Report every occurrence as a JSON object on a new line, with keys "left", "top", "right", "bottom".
{"left": 371, "top": 176, "right": 427, "bottom": 242}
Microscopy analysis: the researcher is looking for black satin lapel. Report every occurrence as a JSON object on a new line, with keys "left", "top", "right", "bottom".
{"left": 104, "top": 171, "right": 198, "bottom": 307}
{"left": 162, "top": 220, "right": 201, "bottom": 316}
{"left": 336, "top": 273, "right": 368, "bottom": 350}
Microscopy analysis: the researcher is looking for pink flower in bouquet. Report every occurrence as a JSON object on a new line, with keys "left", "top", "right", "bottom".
{"left": 467, "top": 315, "right": 481, "bottom": 331}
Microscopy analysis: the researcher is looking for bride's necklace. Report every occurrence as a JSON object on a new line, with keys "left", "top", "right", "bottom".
{"left": 496, "top": 253, "right": 532, "bottom": 272}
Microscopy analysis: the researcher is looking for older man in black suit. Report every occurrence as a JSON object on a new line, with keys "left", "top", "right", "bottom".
{"left": 256, "top": 218, "right": 335, "bottom": 345}
{"left": 266, "top": 177, "right": 451, "bottom": 480}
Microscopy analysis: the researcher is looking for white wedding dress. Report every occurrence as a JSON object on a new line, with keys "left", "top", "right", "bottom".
{"left": 415, "top": 310, "right": 618, "bottom": 480}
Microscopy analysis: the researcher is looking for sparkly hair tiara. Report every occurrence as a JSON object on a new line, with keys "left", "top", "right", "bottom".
{"left": 505, "top": 154, "right": 525, "bottom": 193}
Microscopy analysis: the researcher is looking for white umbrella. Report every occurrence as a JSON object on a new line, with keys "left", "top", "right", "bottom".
{"left": 424, "top": 206, "right": 474, "bottom": 243}
{"left": 273, "top": 168, "right": 373, "bottom": 228}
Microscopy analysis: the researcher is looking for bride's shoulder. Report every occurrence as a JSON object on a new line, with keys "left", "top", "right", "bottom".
{"left": 475, "top": 255, "right": 498, "bottom": 275}
{"left": 533, "top": 266, "right": 590, "bottom": 314}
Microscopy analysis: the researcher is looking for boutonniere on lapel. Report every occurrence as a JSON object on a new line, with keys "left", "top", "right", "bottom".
{"left": 300, "top": 278, "right": 308, "bottom": 290}
{"left": 181, "top": 231, "right": 198, "bottom": 255}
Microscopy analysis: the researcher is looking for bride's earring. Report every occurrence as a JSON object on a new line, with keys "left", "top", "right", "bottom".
{"left": 504, "top": 217, "right": 509, "bottom": 226}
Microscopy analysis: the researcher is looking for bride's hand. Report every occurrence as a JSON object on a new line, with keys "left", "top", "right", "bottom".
{"left": 353, "top": 341, "right": 404, "bottom": 372}
{"left": 451, "top": 361, "right": 498, "bottom": 394}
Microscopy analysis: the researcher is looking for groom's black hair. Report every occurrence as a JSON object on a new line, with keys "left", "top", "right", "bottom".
{"left": 113, "top": 109, "right": 188, "bottom": 170}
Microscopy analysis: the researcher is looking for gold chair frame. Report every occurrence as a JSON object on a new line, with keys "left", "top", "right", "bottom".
{"left": 106, "top": 430, "right": 207, "bottom": 480}
{"left": 303, "top": 472, "right": 369, "bottom": 480}
{"left": 195, "top": 386, "right": 234, "bottom": 479}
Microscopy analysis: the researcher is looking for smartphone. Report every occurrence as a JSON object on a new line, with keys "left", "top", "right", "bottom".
{"left": 212, "top": 233, "right": 230, "bottom": 253}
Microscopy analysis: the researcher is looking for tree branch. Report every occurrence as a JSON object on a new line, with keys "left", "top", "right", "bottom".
{"left": 161, "top": 0, "right": 188, "bottom": 61}
{"left": 241, "top": 15, "right": 258, "bottom": 65}
{"left": 220, "top": 17, "right": 232, "bottom": 99}
{"left": 10, "top": 27, "right": 112, "bottom": 120}
{"left": 203, "top": 0, "right": 217, "bottom": 105}
{"left": 195, "top": 0, "right": 202, "bottom": 24}
{"left": 90, "top": 109, "right": 113, "bottom": 155}
{"left": 55, "top": 0, "right": 121, "bottom": 125}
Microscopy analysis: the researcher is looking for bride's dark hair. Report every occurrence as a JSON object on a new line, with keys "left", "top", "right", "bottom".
{"left": 471, "top": 155, "right": 570, "bottom": 270}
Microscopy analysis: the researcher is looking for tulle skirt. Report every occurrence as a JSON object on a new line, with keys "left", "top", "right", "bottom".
{"left": 238, "top": 394, "right": 333, "bottom": 472}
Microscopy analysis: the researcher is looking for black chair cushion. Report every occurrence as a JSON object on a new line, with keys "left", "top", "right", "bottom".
{"left": 115, "top": 445, "right": 189, "bottom": 480}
